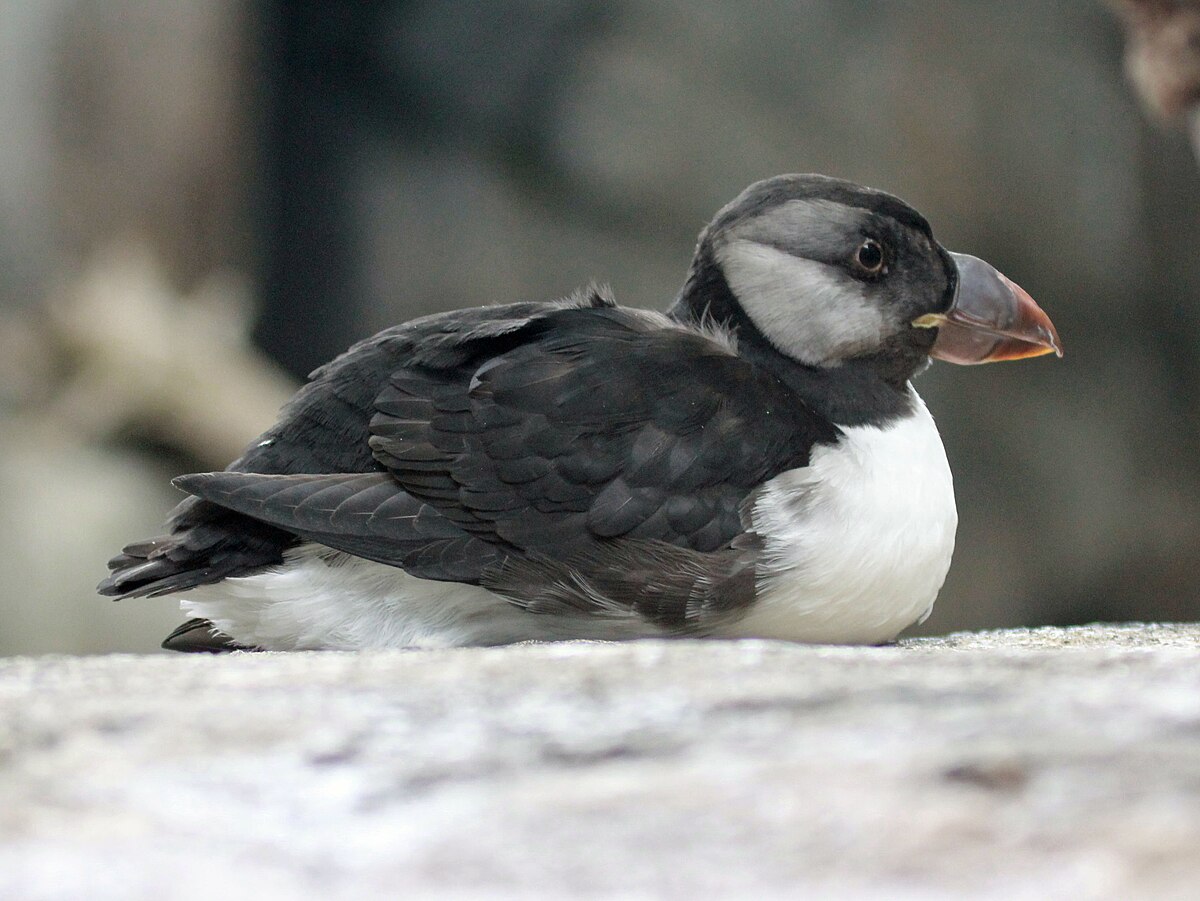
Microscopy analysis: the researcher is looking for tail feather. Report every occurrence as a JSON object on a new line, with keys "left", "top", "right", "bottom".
{"left": 98, "top": 499, "right": 296, "bottom": 600}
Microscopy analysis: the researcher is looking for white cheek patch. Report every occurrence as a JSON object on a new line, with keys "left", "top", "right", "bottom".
{"left": 716, "top": 238, "right": 887, "bottom": 367}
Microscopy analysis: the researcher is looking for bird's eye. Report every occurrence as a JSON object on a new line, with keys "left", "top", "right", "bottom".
{"left": 854, "top": 239, "right": 885, "bottom": 275}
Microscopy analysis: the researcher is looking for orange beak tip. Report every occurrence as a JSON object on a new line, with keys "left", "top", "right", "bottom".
{"left": 930, "top": 253, "right": 1062, "bottom": 366}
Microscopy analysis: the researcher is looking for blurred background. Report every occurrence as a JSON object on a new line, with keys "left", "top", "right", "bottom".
{"left": 1, "top": 0, "right": 1198, "bottom": 654}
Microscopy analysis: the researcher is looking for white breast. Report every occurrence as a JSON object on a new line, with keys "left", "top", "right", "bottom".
{"left": 717, "top": 387, "right": 957, "bottom": 644}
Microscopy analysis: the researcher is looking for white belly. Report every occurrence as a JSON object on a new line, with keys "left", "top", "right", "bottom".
{"left": 180, "top": 545, "right": 664, "bottom": 650}
{"left": 717, "top": 387, "right": 957, "bottom": 644}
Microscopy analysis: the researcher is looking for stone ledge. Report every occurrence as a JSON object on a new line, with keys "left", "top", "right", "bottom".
{"left": 1, "top": 624, "right": 1198, "bottom": 899}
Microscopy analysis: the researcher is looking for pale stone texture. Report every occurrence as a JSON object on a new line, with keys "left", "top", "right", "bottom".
{"left": 1, "top": 624, "right": 1199, "bottom": 899}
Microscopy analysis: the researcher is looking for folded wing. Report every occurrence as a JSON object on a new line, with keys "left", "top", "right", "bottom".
{"left": 179, "top": 305, "right": 837, "bottom": 630}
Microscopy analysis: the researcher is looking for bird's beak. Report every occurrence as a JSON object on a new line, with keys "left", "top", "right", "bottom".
{"left": 913, "top": 252, "right": 1062, "bottom": 365}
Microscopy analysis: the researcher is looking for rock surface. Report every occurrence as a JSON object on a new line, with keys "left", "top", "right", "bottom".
{"left": 2, "top": 624, "right": 1199, "bottom": 899}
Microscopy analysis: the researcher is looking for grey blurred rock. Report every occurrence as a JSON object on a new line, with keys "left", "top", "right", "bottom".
{"left": 1, "top": 624, "right": 1198, "bottom": 899}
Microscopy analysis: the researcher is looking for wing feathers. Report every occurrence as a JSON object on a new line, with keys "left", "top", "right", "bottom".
{"left": 172, "top": 471, "right": 499, "bottom": 581}
{"left": 368, "top": 307, "right": 832, "bottom": 560}
{"left": 110, "top": 300, "right": 833, "bottom": 639}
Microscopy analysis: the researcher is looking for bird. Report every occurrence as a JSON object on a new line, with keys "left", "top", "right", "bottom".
{"left": 98, "top": 174, "right": 1061, "bottom": 652}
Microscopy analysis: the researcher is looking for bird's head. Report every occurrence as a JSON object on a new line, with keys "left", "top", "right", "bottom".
{"left": 674, "top": 174, "right": 1061, "bottom": 382}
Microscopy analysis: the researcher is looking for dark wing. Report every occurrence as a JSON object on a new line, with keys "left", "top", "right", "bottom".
{"left": 178, "top": 306, "right": 838, "bottom": 630}
{"left": 371, "top": 307, "right": 835, "bottom": 556}
{"left": 171, "top": 471, "right": 503, "bottom": 582}
{"left": 99, "top": 294, "right": 606, "bottom": 600}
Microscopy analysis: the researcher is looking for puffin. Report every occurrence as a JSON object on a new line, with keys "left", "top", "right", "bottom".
{"left": 98, "top": 174, "right": 1061, "bottom": 652}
